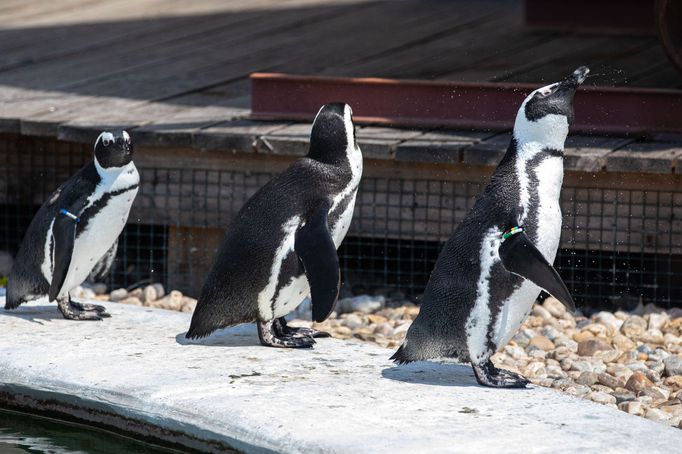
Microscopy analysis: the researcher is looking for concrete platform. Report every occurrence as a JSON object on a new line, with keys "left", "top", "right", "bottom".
{"left": 0, "top": 299, "right": 680, "bottom": 453}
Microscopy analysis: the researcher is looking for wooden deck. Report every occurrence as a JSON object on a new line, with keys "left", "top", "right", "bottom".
{"left": 0, "top": 0, "right": 681, "bottom": 173}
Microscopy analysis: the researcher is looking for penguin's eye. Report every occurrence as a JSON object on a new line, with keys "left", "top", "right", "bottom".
{"left": 102, "top": 138, "right": 111, "bottom": 146}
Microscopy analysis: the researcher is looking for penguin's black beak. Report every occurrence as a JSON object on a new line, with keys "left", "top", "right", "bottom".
{"left": 560, "top": 66, "right": 589, "bottom": 90}
{"left": 554, "top": 66, "right": 590, "bottom": 96}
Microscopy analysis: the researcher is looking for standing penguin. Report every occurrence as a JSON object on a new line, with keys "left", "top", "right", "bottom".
{"left": 186, "top": 103, "right": 362, "bottom": 347}
{"left": 392, "top": 67, "right": 589, "bottom": 387}
{"left": 6, "top": 130, "right": 138, "bottom": 320}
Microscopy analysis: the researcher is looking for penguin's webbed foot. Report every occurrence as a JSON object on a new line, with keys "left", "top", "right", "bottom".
{"left": 276, "top": 317, "right": 331, "bottom": 338}
{"left": 58, "top": 298, "right": 110, "bottom": 321}
{"left": 473, "top": 359, "right": 529, "bottom": 388}
{"left": 257, "top": 319, "right": 315, "bottom": 348}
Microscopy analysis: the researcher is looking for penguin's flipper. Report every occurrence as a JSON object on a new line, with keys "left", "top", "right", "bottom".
{"left": 295, "top": 200, "right": 340, "bottom": 323}
{"left": 498, "top": 231, "right": 576, "bottom": 313}
{"left": 48, "top": 213, "right": 77, "bottom": 302}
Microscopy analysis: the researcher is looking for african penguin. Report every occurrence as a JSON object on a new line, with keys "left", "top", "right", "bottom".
{"left": 6, "top": 130, "right": 138, "bottom": 320}
{"left": 186, "top": 103, "right": 362, "bottom": 348}
{"left": 391, "top": 67, "right": 589, "bottom": 387}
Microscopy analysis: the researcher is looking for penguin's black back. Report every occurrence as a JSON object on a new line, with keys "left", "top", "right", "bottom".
{"left": 6, "top": 164, "right": 100, "bottom": 308}
{"left": 187, "top": 157, "right": 353, "bottom": 338}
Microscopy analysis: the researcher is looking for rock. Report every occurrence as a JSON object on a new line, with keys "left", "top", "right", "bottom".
{"left": 543, "top": 297, "right": 566, "bottom": 318}
{"left": 611, "top": 391, "right": 635, "bottom": 404}
{"left": 392, "top": 322, "right": 411, "bottom": 336}
{"left": 152, "top": 283, "right": 165, "bottom": 299}
{"left": 90, "top": 283, "right": 108, "bottom": 295}
{"left": 532, "top": 305, "right": 552, "bottom": 321}
{"left": 109, "top": 288, "right": 128, "bottom": 302}
{"left": 564, "top": 384, "right": 591, "bottom": 397}
{"left": 573, "top": 331, "right": 594, "bottom": 343}
{"left": 576, "top": 372, "right": 598, "bottom": 386}
{"left": 611, "top": 334, "right": 636, "bottom": 351}
{"left": 524, "top": 362, "right": 546, "bottom": 378}
{"left": 541, "top": 326, "right": 561, "bottom": 341}
{"left": 595, "top": 349, "right": 621, "bottom": 364}
{"left": 505, "top": 345, "right": 527, "bottom": 360}
{"left": 621, "top": 315, "right": 647, "bottom": 338}
{"left": 608, "top": 365, "right": 634, "bottom": 382}
{"left": 181, "top": 297, "right": 197, "bottom": 313}
{"left": 648, "top": 313, "right": 669, "bottom": 331}
{"left": 143, "top": 285, "right": 158, "bottom": 303}
{"left": 664, "top": 376, "right": 682, "bottom": 390}
{"left": 553, "top": 336, "right": 578, "bottom": 351}
{"left": 588, "top": 391, "right": 616, "bottom": 405}
{"left": 577, "top": 338, "right": 612, "bottom": 357}
{"left": 336, "top": 295, "right": 385, "bottom": 315}
{"left": 374, "top": 323, "right": 394, "bottom": 337}
{"left": 70, "top": 286, "right": 96, "bottom": 300}
{"left": 640, "top": 329, "right": 664, "bottom": 345}
{"left": 119, "top": 296, "right": 142, "bottom": 306}
{"left": 529, "top": 335, "right": 555, "bottom": 351}
{"left": 663, "top": 356, "right": 682, "bottom": 377}
{"left": 333, "top": 326, "right": 351, "bottom": 337}
{"left": 545, "top": 364, "right": 565, "bottom": 379}
{"left": 571, "top": 359, "right": 606, "bottom": 374}
{"left": 129, "top": 288, "right": 144, "bottom": 300}
{"left": 342, "top": 313, "right": 364, "bottom": 329}
{"left": 597, "top": 373, "right": 625, "bottom": 390}
{"left": 645, "top": 408, "right": 671, "bottom": 422}
{"left": 625, "top": 372, "right": 654, "bottom": 393}
{"left": 594, "top": 312, "right": 623, "bottom": 331}
{"left": 155, "top": 290, "right": 183, "bottom": 311}
{"left": 619, "top": 401, "right": 644, "bottom": 416}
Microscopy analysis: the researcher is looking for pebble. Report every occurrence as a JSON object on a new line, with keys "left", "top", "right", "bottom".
{"left": 577, "top": 338, "right": 612, "bottom": 357}
{"left": 625, "top": 372, "right": 654, "bottom": 393}
{"left": 336, "top": 295, "right": 385, "bottom": 314}
{"left": 119, "top": 296, "right": 142, "bottom": 306}
{"left": 589, "top": 391, "right": 616, "bottom": 405}
{"left": 664, "top": 356, "right": 682, "bottom": 377}
{"left": 109, "top": 288, "right": 128, "bottom": 302}
{"left": 529, "top": 335, "right": 555, "bottom": 351}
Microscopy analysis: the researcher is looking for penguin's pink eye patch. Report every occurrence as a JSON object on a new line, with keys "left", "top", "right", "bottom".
{"left": 538, "top": 83, "right": 559, "bottom": 97}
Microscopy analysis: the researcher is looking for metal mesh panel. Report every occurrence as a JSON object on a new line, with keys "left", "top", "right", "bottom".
{"left": 1, "top": 135, "right": 681, "bottom": 310}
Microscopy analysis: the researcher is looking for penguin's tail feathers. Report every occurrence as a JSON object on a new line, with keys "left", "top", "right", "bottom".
{"left": 390, "top": 343, "right": 416, "bottom": 365}
{"left": 5, "top": 281, "right": 25, "bottom": 310}
{"left": 185, "top": 317, "right": 216, "bottom": 340}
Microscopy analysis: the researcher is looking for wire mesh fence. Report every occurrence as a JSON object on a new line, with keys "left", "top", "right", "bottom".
{"left": 1, "top": 135, "right": 681, "bottom": 310}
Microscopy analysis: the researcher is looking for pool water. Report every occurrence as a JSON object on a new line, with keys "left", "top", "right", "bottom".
{"left": 0, "top": 408, "right": 181, "bottom": 453}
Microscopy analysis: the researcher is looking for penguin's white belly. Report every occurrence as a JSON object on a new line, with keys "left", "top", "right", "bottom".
{"left": 493, "top": 157, "right": 563, "bottom": 350}
{"left": 272, "top": 275, "right": 310, "bottom": 319}
{"left": 58, "top": 188, "right": 138, "bottom": 298}
{"left": 331, "top": 190, "right": 357, "bottom": 247}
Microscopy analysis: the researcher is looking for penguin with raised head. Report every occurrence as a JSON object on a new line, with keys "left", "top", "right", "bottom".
{"left": 391, "top": 67, "right": 589, "bottom": 387}
{"left": 186, "top": 103, "right": 362, "bottom": 348}
{"left": 6, "top": 130, "right": 138, "bottom": 320}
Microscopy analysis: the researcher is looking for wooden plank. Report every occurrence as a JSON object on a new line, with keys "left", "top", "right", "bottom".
{"left": 606, "top": 141, "right": 682, "bottom": 173}
{"left": 193, "top": 119, "right": 291, "bottom": 151}
{"left": 395, "top": 130, "right": 491, "bottom": 164}
{"left": 318, "top": 4, "right": 531, "bottom": 79}
{"left": 563, "top": 136, "right": 634, "bottom": 172}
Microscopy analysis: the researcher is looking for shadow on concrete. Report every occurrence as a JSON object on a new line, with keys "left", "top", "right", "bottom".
{"left": 175, "top": 325, "right": 259, "bottom": 348}
{"left": 381, "top": 361, "right": 481, "bottom": 387}
{"left": 1, "top": 305, "right": 65, "bottom": 323}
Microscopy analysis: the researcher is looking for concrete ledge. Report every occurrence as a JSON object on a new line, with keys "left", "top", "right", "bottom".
{"left": 1, "top": 299, "right": 681, "bottom": 453}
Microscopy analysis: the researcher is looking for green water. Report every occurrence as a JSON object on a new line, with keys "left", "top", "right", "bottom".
{"left": 0, "top": 408, "right": 182, "bottom": 453}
